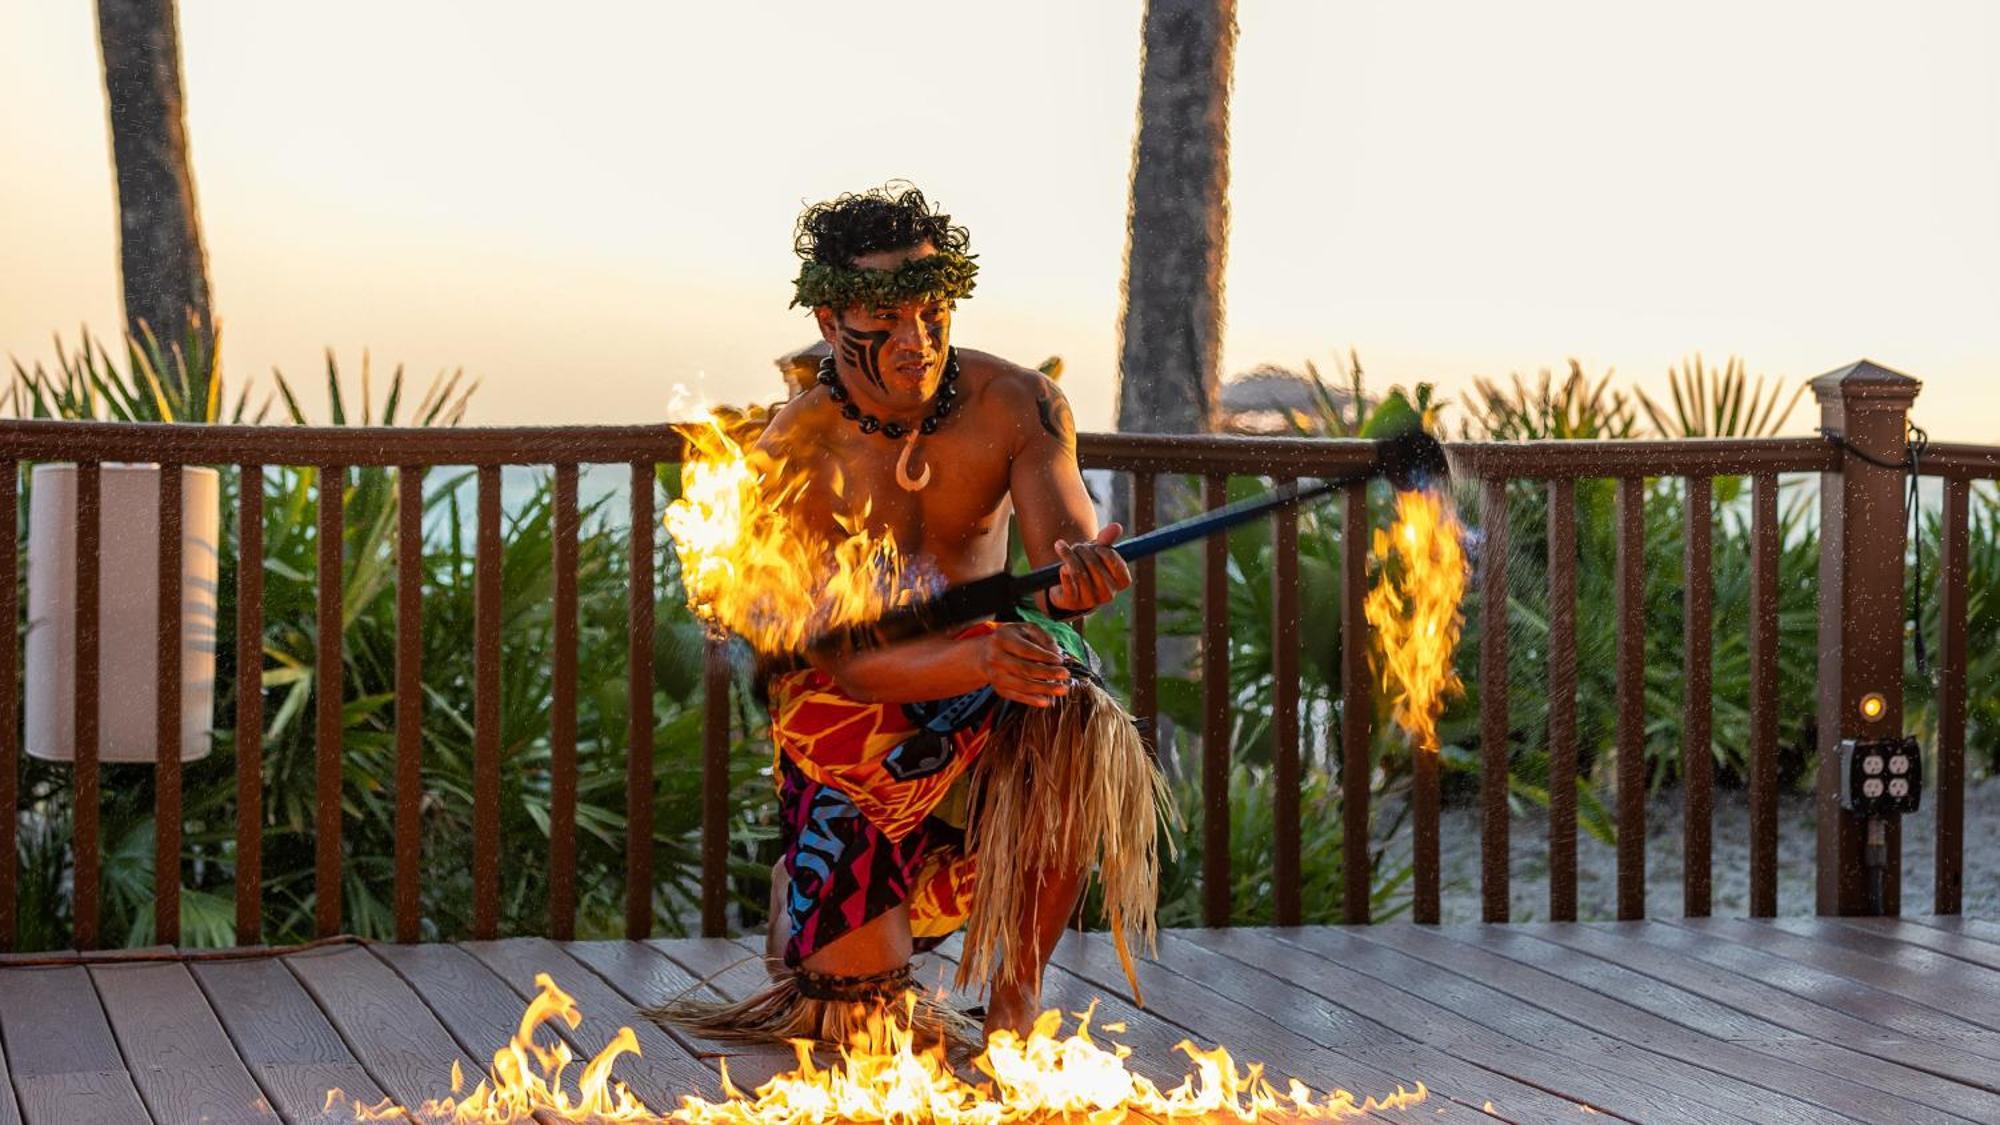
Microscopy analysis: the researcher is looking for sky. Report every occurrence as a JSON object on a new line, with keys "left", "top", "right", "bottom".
{"left": 3, "top": 1, "right": 1997, "bottom": 437}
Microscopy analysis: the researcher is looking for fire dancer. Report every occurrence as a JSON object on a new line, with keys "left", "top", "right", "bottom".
{"left": 652, "top": 184, "right": 1167, "bottom": 1048}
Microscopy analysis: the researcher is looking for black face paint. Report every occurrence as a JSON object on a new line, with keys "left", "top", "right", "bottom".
{"left": 1035, "top": 382, "right": 1076, "bottom": 451}
{"left": 923, "top": 309, "right": 947, "bottom": 353}
{"left": 835, "top": 321, "right": 894, "bottom": 392}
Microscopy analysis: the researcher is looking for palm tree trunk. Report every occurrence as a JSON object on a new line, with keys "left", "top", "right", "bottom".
{"left": 97, "top": 0, "right": 213, "bottom": 389}
{"left": 1114, "top": 0, "right": 1238, "bottom": 771}
{"left": 1115, "top": 0, "right": 1237, "bottom": 439}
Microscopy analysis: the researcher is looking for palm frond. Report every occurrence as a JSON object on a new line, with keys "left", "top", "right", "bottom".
{"left": 1639, "top": 355, "right": 1808, "bottom": 438}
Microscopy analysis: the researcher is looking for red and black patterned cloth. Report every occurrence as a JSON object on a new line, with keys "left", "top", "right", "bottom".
{"left": 768, "top": 617, "right": 1091, "bottom": 967}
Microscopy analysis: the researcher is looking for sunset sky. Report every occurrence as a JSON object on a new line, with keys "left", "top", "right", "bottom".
{"left": 3, "top": 1, "right": 1996, "bottom": 437}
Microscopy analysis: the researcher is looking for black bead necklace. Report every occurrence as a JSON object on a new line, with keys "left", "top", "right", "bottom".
{"left": 815, "top": 349, "right": 961, "bottom": 440}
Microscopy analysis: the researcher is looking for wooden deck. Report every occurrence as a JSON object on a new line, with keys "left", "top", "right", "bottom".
{"left": 3, "top": 915, "right": 1999, "bottom": 1123}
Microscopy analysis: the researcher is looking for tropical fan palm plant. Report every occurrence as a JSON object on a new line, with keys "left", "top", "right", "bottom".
{"left": 1638, "top": 354, "right": 1808, "bottom": 439}
{"left": 9, "top": 323, "right": 252, "bottom": 424}
{"left": 1461, "top": 360, "right": 1641, "bottom": 441}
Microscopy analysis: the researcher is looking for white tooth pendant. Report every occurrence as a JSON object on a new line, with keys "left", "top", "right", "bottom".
{"left": 895, "top": 431, "right": 932, "bottom": 492}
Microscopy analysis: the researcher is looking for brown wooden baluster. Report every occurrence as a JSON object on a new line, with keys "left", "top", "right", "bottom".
{"left": 473, "top": 465, "right": 503, "bottom": 940}
{"left": 394, "top": 466, "right": 425, "bottom": 942}
{"left": 1615, "top": 477, "right": 1645, "bottom": 921}
{"left": 1342, "top": 481, "right": 1376, "bottom": 925}
{"left": 76, "top": 462, "right": 102, "bottom": 948}
{"left": 314, "top": 464, "right": 344, "bottom": 938}
{"left": 1480, "top": 478, "right": 1511, "bottom": 924}
{"left": 1202, "top": 474, "right": 1232, "bottom": 927}
{"left": 627, "top": 462, "right": 656, "bottom": 939}
{"left": 154, "top": 463, "right": 183, "bottom": 944}
{"left": 1546, "top": 479, "right": 1578, "bottom": 922}
{"left": 1749, "top": 472, "right": 1779, "bottom": 918}
{"left": 701, "top": 638, "right": 731, "bottom": 938}
{"left": 1271, "top": 483, "right": 1301, "bottom": 926}
{"left": 1682, "top": 477, "right": 1715, "bottom": 918}
{"left": 1936, "top": 476, "right": 1969, "bottom": 915}
{"left": 1132, "top": 473, "right": 1159, "bottom": 761}
{"left": 234, "top": 464, "right": 264, "bottom": 945}
{"left": 549, "top": 464, "right": 579, "bottom": 940}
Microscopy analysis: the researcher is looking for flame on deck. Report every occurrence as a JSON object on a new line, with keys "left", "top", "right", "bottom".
{"left": 331, "top": 973, "right": 649, "bottom": 1122}
{"left": 661, "top": 404, "right": 936, "bottom": 655}
{"left": 328, "top": 977, "right": 1428, "bottom": 1123}
{"left": 1362, "top": 488, "right": 1469, "bottom": 750}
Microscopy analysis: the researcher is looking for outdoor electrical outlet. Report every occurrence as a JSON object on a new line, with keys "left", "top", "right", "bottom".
{"left": 1837, "top": 736, "right": 1923, "bottom": 816}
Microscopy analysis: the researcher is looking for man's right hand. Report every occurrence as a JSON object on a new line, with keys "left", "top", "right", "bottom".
{"left": 974, "top": 623, "right": 1072, "bottom": 707}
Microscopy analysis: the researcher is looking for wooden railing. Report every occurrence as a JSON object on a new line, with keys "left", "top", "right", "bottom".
{"left": 1916, "top": 441, "right": 2000, "bottom": 916}
{"left": 0, "top": 360, "right": 1988, "bottom": 951}
{"left": 0, "top": 423, "right": 693, "bottom": 950}
{"left": 1442, "top": 439, "right": 1838, "bottom": 923}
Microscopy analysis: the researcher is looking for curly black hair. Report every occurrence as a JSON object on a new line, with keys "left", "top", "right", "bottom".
{"left": 794, "top": 182, "right": 971, "bottom": 266}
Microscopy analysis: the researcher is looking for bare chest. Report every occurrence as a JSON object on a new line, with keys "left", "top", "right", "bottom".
{"left": 821, "top": 428, "right": 1016, "bottom": 581}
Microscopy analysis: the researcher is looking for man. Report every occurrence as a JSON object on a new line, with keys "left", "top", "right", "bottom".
{"left": 655, "top": 184, "right": 1163, "bottom": 1047}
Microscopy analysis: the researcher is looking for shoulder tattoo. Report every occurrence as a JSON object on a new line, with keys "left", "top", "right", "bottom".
{"left": 1034, "top": 379, "right": 1076, "bottom": 452}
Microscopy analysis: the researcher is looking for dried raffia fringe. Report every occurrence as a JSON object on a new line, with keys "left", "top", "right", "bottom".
{"left": 955, "top": 676, "right": 1177, "bottom": 1007}
{"left": 644, "top": 955, "right": 980, "bottom": 1053}
{"left": 648, "top": 678, "right": 1170, "bottom": 1048}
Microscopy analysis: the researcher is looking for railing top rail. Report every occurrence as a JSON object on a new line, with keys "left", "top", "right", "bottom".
{"left": 0, "top": 421, "right": 1393, "bottom": 476}
{"left": 0, "top": 420, "right": 690, "bottom": 465}
{"left": 1077, "top": 433, "right": 1379, "bottom": 476}
{"left": 1446, "top": 436, "right": 1839, "bottom": 479}
{"left": 0, "top": 421, "right": 1943, "bottom": 482}
{"left": 1919, "top": 442, "right": 2000, "bottom": 481}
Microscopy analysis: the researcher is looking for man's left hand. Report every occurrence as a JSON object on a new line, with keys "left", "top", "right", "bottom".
{"left": 1048, "top": 523, "right": 1131, "bottom": 616}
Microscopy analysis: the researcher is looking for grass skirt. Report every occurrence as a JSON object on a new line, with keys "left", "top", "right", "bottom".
{"left": 956, "top": 677, "right": 1170, "bottom": 1003}
{"left": 646, "top": 677, "right": 1169, "bottom": 1049}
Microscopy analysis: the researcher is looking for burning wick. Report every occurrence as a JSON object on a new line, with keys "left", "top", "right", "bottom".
{"left": 662, "top": 400, "right": 940, "bottom": 657}
{"left": 326, "top": 977, "right": 1428, "bottom": 1122}
{"left": 1363, "top": 488, "right": 1470, "bottom": 754}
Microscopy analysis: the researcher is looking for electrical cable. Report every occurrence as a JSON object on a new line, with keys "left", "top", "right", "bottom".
{"left": 1908, "top": 425, "right": 1930, "bottom": 675}
{"left": 1819, "top": 423, "right": 1932, "bottom": 676}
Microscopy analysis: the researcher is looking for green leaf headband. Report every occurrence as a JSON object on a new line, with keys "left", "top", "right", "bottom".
{"left": 791, "top": 251, "right": 979, "bottom": 310}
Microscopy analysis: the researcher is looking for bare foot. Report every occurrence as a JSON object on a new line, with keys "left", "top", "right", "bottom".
{"left": 981, "top": 982, "right": 1039, "bottom": 1042}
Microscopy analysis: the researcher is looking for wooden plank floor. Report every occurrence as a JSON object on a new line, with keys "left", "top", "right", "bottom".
{"left": 1, "top": 917, "right": 1996, "bottom": 1123}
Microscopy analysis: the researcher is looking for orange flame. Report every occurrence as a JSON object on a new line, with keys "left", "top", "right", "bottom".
{"left": 680, "top": 998, "right": 1424, "bottom": 1123}
{"left": 662, "top": 404, "right": 936, "bottom": 655}
{"left": 1362, "top": 488, "right": 1469, "bottom": 751}
{"left": 330, "top": 979, "right": 1428, "bottom": 1123}
{"left": 327, "top": 973, "right": 650, "bottom": 1122}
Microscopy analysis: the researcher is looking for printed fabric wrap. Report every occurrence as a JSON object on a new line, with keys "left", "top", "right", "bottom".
{"left": 769, "top": 611, "right": 1091, "bottom": 967}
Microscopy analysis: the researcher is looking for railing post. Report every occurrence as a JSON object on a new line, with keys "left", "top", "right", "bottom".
{"left": 1812, "top": 360, "right": 1920, "bottom": 916}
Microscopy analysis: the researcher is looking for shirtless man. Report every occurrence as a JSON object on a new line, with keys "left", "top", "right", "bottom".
{"left": 738, "top": 185, "right": 1137, "bottom": 1040}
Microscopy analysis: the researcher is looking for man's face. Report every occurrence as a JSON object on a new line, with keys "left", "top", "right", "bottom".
{"left": 815, "top": 242, "right": 953, "bottom": 407}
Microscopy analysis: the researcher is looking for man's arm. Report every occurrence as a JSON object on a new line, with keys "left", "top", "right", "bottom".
{"left": 1006, "top": 373, "right": 1130, "bottom": 616}
{"left": 812, "top": 626, "right": 1072, "bottom": 706}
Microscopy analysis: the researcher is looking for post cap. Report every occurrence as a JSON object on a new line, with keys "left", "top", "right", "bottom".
{"left": 1811, "top": 359, "right": 1921, "bottom": 404}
